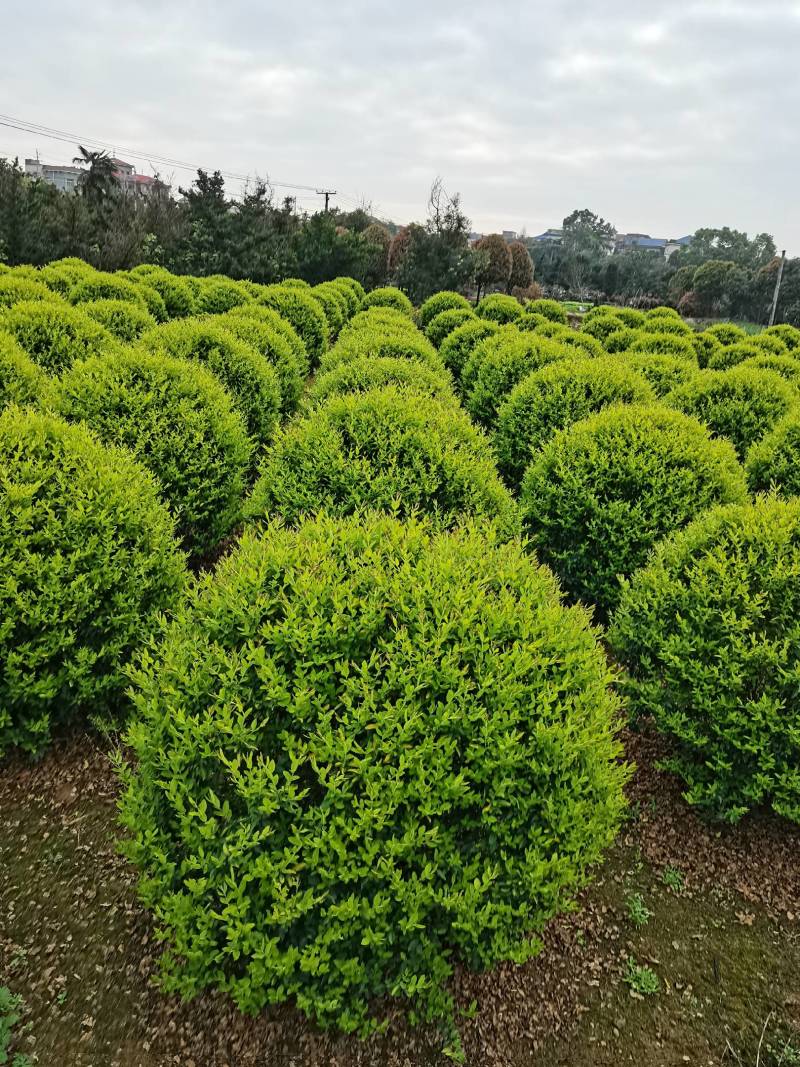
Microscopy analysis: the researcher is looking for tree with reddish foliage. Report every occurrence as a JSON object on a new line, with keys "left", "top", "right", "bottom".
{"left": 388, "top": 226, "right": 413, "bottom": 274}
{"left": 507, "top": 241, "right": 534, "bottom": 293}
{"left": 474, "top": 234, "right": 512, "bottom": 300}
{"left": 362, "top": 223, "right": 391, "bottom": 287}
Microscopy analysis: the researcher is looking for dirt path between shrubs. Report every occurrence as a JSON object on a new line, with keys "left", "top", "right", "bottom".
{"left": 1, "top": 730, "right": 798, "bottom": 1067}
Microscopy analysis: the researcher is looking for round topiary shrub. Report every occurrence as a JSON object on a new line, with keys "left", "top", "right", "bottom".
{"left": 82, "top": 298, "right": 157, "bottom": 341}
{"left": 215, "top": 312, "right": 306, "bottom": 416}
{"left": 746, "top": 410, "right": 800, "bottom": 498}
{"left": 741, "top": 353, "right": 800, "bottom": 384}
{"left": 494, "top": 357, "right": 655, "bottom": 489}
{"left": 225, "top": 304, "right": 309, "bottom": 377}
{"left": 464, "top": 332, "right": 574, "bottom": 429}
{"left": 256, "top": 285, "right": 329, "bottom": 366}
{"left": 582, "top": 314, "right": 627, "bottom": 343}
{"left": 550, "top": 330, "right": 605, "bottom": 359}
{"left": 117, "top": 511, "right": 629, "bottom": 1035}
{"left": 602, "top": 326, "right": 640, "bottom": 353}
{"left": 139, "top": 319, "right": 281, "bottom": 446}
{"left": 691, "top": 331, "right": 723, "bottom": 367}
{"left": 0, "top": 274, "right": 62, "bottom": 308}
{"left": 611, "top": 307, "right": 646, "bottom": 328}
{"left": 475, "top": 293, "right": 522, "bottom": 325}
{"left": 437, "top": 319, "right": 500, "bottom": 381}
{"left": 747, "top": 333, "right": 789, "bottom": 356}
{"left": 339, "top": 306, "right": 420, "bottom": 341}
{"left": 646, "top": 306, "right": 681, "bottom": 320}
{"left": 418, "top": 290, "right": 471, "bottom": 330}
{"left": 321, "top": 326, "right": 443, "bottom": 373}
{"left": 330, "top": 276, "right": 366, "bottom": 311}
{"left": 361, "top": 286, "right": 414, "bottom": 316}
{"left": 0, "top": 300, "right": 116, "bottom": 374}
{"left": 311, "top": 283, "right": 347, "bottom": 337}
{"left": 69, "top": 272, "right": 149, "bottom": 311}
{"left": 0, "top": 335, "right": 54, "bottom": 412}
{"left": 194, "top": 277, "right": 252, "bottom": 315}
{"left": 38, "top": 262, "right": 89, "bottom": 297}
{"left": 640, "top": 316, "right": 693, "bottom": 337}
{"left": 247, "top": 386, "right": 519, "bottom": 535}
{"left": 706, "top": 340, "right": 764, "bottom": 370}
{"left": 57, "top": 349, "right": 251, "bottom": 556}
{"left": 665, "top": 366, "right": 797, "bottom": 459}
{"left": 0, "top": 408, "right": 186, "bottom": 756}
{"left": 129, "top": 265, "right": 195, "bottom": 318}
{"left": 305, "top": 355, "right": 455, "bottom": 407}
{"left": 628, "top": 332, "right": 698, "bottom": 360}
{"left": 424, "top": 307, "right": 475, "bottom": 347}
{"left": 526, "top": 298, "right": 567, "bottom": 324}
{"left": 520, "top": 405, "right": 748, "bottom": 618}
{"left": 609, "top": 495, "right": 800, "bottom": 823}
{"left": 703, "top": 323, "right": 747, "bottom": 346}
{"left": 617, "top": 351, "right": 700, "bottom": 397}
{"left": 765, "top": 323, "right": 800, "bottom": 351}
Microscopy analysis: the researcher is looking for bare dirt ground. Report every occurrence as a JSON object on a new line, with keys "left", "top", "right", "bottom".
{"left": 1, "top": 729, "right": 798, "bottom": 1067}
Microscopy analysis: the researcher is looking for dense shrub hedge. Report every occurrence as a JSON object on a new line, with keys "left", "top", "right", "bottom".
{"left": 611, "top": 307, "right": 647, "bottom": 328}
{"left": 616, "top": 351, "right": 699, "bottom": 397}
{"left": 665, "top": 366, "right": 798, "bottom": 459}
{"left": 748, "top": 333, "right": 789, "bottom": 356}
{"left": 361, "top": 286, "right": 414, "bottom": 316}
{"left": 520, "top": 405, "right": 748, "bottom": 617}
{"left": 438, "top": 319, "right": 500, "bottom": 381}
{"left": 0, "top": 408, "right": 186, "bottom": 756}
{"left": 418, "top": 290, "right": 471, "bottom": 329}
{"left": 70, "top": 272, "right": 151, "bottom": 312}
{"left": 0, "top": 335, "right": 54, "bottom": 411}
{"left": 256, "top": 285, "right": 329, "bottom": 366}
{"left": 118, "top": 512, "right": 628, "bottom": 1033}
{"left": 82, "top": 298, "right": 156, "bottom": 341}
{"left": 340, "top": 306, "right": 420, "bottom": 341}
{"left": 746, "top": 410, "right": 800, "bottom": 498}
{"left": 424, "top": 307, "right": 475, "bottom": 348}
{"left": 602, "top": 326, "right": 639, "bottom": 353}
{"left": 691, "top": 331, "right": 723, "bottom": 367}
{"left": 494, "top": 357, "right": 655, "bottom": 489}
{"left": 247, "top": 386, "right": 519, "bottom": 535}
{"left": 57, "top": 350, "right": 251, "bottom": 556}
{"left": 647, "top": 306, "right": 681, "bottom": 320}
{"left": 526, "top": 298, "right": 567, "bottom": 324}
{"left": 640, "top": 316, "right": 693, "bottom": 337}
{"left": 609, "top": 496, "right": 800, "bottom": 824}
{"left": 215, "top": 312, "right": 306, "bottom": 416}
{"left": 0, "top": 300, "right": 116, "bottom": 374}
{"left": 306, "top": 355, "right": 454, "bottom": 406}
{"left": 475, "top": 293, "right": 522, "bottom": 324}
{"left": 329, "top": 276, "right": 366, "bottom": 312}
{"left": 139, "top": 319, "right": 281, "bottom": 445}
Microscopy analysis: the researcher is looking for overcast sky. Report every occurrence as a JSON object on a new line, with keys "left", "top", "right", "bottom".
{"left": 2, "top": 1, "right": 799, "bottom": 249}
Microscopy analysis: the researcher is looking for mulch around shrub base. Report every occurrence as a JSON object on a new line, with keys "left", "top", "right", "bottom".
{"left": 0, "top": 729, "right": 798, "bottom": 1067}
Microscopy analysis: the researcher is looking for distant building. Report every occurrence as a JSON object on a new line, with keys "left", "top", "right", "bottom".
{"left": 502, "top": 229, "right": 518, "bottom": 242}
{"left": 24, "top": 156, "right": 169, "bottom": 197}
{"left": 616, "top": 232, "right": 693, "bottom": 258}
{"left": 532, "top": 228, "right": 563, "bottom": 245}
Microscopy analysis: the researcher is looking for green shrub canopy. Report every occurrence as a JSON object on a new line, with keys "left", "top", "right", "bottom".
{"left": 256, "top": 285, "right": 329, "bottom": 366}
{"left": 646, "top": 306, "right": 681, "bottom": 320}
{"left": 747, "top": 333, "right": 789, "bottom": 356}
{"left": 305, "top": 355, "right": 454, "bottom": 406}
{"left": 475, "top": 293, "right": 522, "bottom": 325}
{"left": 437, "top": 319, "right": 499, "bottom": 381}
{"left": 691, "top": 331, "right": 723, "bottom": 367}
{"left": 0, "top": 408, "right": 186, "bottom": 756}
{"left": 118, "top": 512, "right": 628, "bottom": 1033}
{"left": 0, "top": 300, "right": 116, "bottom": 374}
{"left": 139, "top": 319, "right": 281, "bottom": 445}
{"left": 215, "top": 312, "right": 306, "bottom": 416}
{"left": 582, "top": 314, "right": 627, "bottom": 343}
{"left": 224, "top": 304, "right": 309, "bottom": 377}
{"left": 418, "top": 290, "right": 471, "bottom": 329}
{"left": 616, "top": 351, "right": 699, "bottom": 397}
{"left": 69, "top": 272, "right": 149, "bottom": 311}
{"left": 665, "top": 366, "right": 798, "bottom": 459}
{"left": 340, "top": 306, "right": 419, "bottom": 341}
{"left": 321, "top": 327, "right": 443, "bottom": 373}
{"left": 628, "top": 332, "right": 698, "bottom": 360}
{"left": 0, "top": 335, "right": 54, "bottom": 411}
{"left": 57, "top": 350, "right": 251, "bottom": 556}
{"left": 520, "top": 405, "right": 748, "bottom": 618}
{"left": 361, "top": 286, "right": 414, "bottom": 316}
{"left": 703, "top": 323, "right": 747, "bottom": 346}
{"left": 602, "top": 326, "right": 639, "bottom": 353}
{"left": 247, "top": 386, "right": 519, "bottom": 535}
{"left": 82, "top": 298, "right": 156, "bottom": 341}
{"left": 195, "top": 277, "right": 252, "bottom": 315}
{"left": 746, "top": 409, "right": 800, "bottom": 498}
{"left": 609, "top": 496, "right": 800, "bottom": 824}
{"left": 740, "top": 353, "right": 800, "bottom": 384}
{"left": 706, "top": 340, "right": 764, "bottom": 371}
{"left": 310, "top": 283, "right": 347, "bottom": 337}
{"left": 129, "top": 265, "right": 195, "bottom": 318}
{"left": 327, "top": 277, "right": 363, "bottom": 317}
{"left": 526, "top": 298, "right": 567, "bottom": 324}
{"left": 0, "top": 275, "right": 61, "bottom": 308}
{"left": 610, "top": 307, "right": 646, "bottom": 328}
{"left": 424, "top": 307, "right": 475, "bottom": 348}
{"left": 765, "top": 323, "right": 800, "bottom": 351}
{"left": 640, "top": 316, "right": 693, "bottom": 337}
{"left": 494, "top": 357, "right": 655, "bottom": 489}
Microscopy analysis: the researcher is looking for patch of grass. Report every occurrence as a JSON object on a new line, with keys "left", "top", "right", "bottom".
{"left": 662, "top": 866, "right": 685, "bottom": 894}
{"left": 0, "top": 986, "right": 32, "bottom": 1066}
{"left": 623, "top": 959, "right": 660, "bottom": 997}
{"left": 626, "top": 892, "right": 653, "bottom": 928}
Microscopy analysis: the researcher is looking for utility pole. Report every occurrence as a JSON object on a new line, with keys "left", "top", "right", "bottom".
{"left": 769, "top": 250, "right": 786, "bottom": 327}
{"left": 316, "top": 188, "right": 336, "bottom": 212}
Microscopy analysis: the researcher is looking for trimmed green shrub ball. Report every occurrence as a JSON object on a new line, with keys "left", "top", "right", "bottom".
{"left": 665, "top": 366, "right": 798, "bottom": 459}
{"left": 361, "top": 286, "right": 413, "bottom": 316}
{"left": 256, "top": 285, "right": 329, "bottom": 366}
{"left": 38, "top": 263, "right": 89, "bottom": 297}
{"left": 475, "top": 293, "right": 522, "bottom": 325}
{"left": 139, "top": 319, "right": 281, "bottom": 446}
{"left": 118, "top": 512, "right": 628, "bottom": 1034}
{"left": 640, "top": 316, "right": 693, "bottom": 337}
{"left": 609, "top": 496, "right": 800, "bottom": 823}
{"left": 629, "top": 332, "right": 698, "bottom": 360}
{"left": 57, "top": 350, "right": 251, "bottom": 557}
{"left": 611, "top": 307, "right": 646, "bottom": 328}
{"left": 281, "top": 277, "right": 310, "bottom": 289}
{"left": 321, "top": 327, "right": 443, "bottom": 374}
{"left": 517, "top": 312, "right": 548, "bottom": 332}
{"left": 602, "top": 326, "right": 639, "bottom": 354}
{"left": 438, "top": 319, "right": 500, "bottom": 381}
{"left": 747, "top": 333, "right": 789, "bottom": 356}
{"left": 583, "top": 314, "right": 627, "bottom": 343}
{"left": 0, "top": 300, "right": 116, "bottom": 374}
{"left": 418, "top": 290, "right": 471, "bottom": 329}
{"left": 329, "top": 276, "right": 365, "bottom": 313}
{"left": 706, "top": 340, "right": 764, "bottom": 370}
{"left": 551, "top": 330, "right": 605, "bottom": 359}
{"left": 194, "top": 277, "right": 252, "bottom": 315}
{"left": 703, "top": 323, "right": 747, "bottom": 346}
{"left": 617, "top": 352, "right": 700, "bottom": 397}
{"left": 0, "top": 408, "right": 186, "bottom": 756}
{"left": 646, "top": 306, "right": 681, "bottom": 320}
{"left": 691, "top": 331, "right": 723, "bottom": 367}
{"left": 0, "top": 275, "right": 61, "bottom": 308}
{"left": 520, "top": 405, "right": 748, "bottom": 618}
{"left": 0, "top": 335, "right": 54, "bottom": 411}
{"left": 340, "top": 306, "right": 420, "bottom": 341}
{"left": 311, "top": 283, "right": 347, "bottom": 337}
{"left": 424, "top": 307, "right": 475, "bottom": 347}
{"left": 69, "top": 272, "right": 148, "bottom": 311}
{"left": 765, "top": 324, "right": 800, "bottom": 351}
{"left": 215, "top": 312, "right": 306, "bottom": 416}
{"left": 247, "top": 386, "right": 519, "bottom": 535}
{"left": 306, "top": 355, "right": 455, "bottom": 407}
{"left": 746, "top": 410, "right": 800, "bottom": 498}
{"left": 225, "top": 304, "right": 309, "bottom": 377}
{"left": 526, "top": 298, "right": 567, "bottom": 324}
{"left": 494, "top": 357, "right": 655, "bottom": 489}
{"left": 129, "top": 265, "right": 195, "bottom": 318}
{"left": 82, "top": 298, "right": 157, "bottom": 341}
{"left": 741, "top": 353, "right": 800, "bottom": 384}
